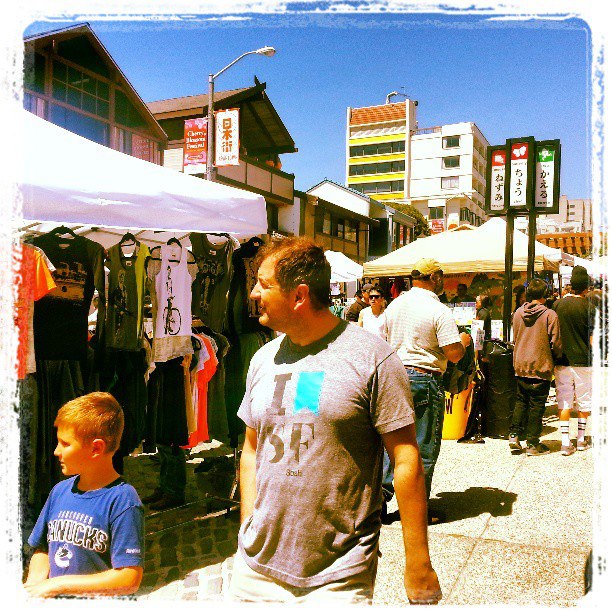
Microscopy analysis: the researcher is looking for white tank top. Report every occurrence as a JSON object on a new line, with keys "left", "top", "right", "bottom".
{"left": 154, "top": 244, "right": 193, "bottom": 340}
{"left": 361, "top": 307, "right": 387, "bottom": 340}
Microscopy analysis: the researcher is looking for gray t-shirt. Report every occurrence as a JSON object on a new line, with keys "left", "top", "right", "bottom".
{"left": 237, "top": 320, "right": 414, "bottom": 588}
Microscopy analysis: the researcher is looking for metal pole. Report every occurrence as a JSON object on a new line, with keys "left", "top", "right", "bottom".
{"left": 526, "top": 208, "right": 537, "bottom": 281}
{"left": 503, "top": 213, "right": 515, "bottom": 342}
{"left": 206, "top": 73, "right": 214, "bottom": 181}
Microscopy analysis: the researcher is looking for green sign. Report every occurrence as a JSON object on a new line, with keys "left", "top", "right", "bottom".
{"left": 537, "top": 148, "right": 554, "bottom": 163}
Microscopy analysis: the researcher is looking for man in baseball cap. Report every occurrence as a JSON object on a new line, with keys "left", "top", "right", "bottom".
{"left": 383, "top": 258, "right": 471, "bottom": 524}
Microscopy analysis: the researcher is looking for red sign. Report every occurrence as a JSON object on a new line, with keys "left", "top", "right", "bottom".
{"left": 492, "top": 150, "right": 506, "bottom": 166}
{"left": 511, "top": 143, "right": 529, "bottom": 160}
{"left": 430, "top": 219, "right": 445, "bottom": 234}
{"left": 183, "top": 118, "right": 208, "bottom": 175}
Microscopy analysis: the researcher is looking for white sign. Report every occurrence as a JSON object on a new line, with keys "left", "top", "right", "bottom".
{"left": 535, "top": 146, "right": 555, "bottom": 209}
{"left": 453, "top": 305, "right": 476, "bottom": 326}
{"left": 490, "top": 320, "right": 503, "bottom": 340}
{"left": 509, "top": 142, "right": 529, "bottom": 207}
{"left": 215, "top": 108, "right": 240, "bottom": 167}
{"left": 471, "top": 319, "right": 485, "bottom": 351}
{"left": 490, "top": 149, "right": 506, "bottom": 212}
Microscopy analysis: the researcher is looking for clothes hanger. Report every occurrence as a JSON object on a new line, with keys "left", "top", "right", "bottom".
{"left": 119, "top": 232, "right": 138, "bottom": 246}
{"left": 49, "top": 225, "right": 78, "bottom": 239}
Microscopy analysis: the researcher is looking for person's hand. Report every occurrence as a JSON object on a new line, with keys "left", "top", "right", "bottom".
{"left": 404, "top": 566, "right": 442, "bottom": 605}
{"left": 24, "top": 578, "right": 60, "bottom": 598}
{"left": 460, "top": 332, "right": 472, "bottom": 348}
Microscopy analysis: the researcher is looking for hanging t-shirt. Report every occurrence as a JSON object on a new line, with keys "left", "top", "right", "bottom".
{"left": 28, "top": 476, "right": 144, "bottom": 577}
{"left": 190, "top": 233, "right": 234, "bottom": 333}
{"left": 105, "top": 242, "right": 150, "bottom": 351}
{"left": 32, "top": 233, "right": 106, "bottom": 361}
{"left": 227, "top": 239, "right": 268, "bottom": 336}
{"left": 15, "top": 243, "right": 56, "bottom": 380}
{"left": 147, "top": 244, "right": 196, "bottom": 363}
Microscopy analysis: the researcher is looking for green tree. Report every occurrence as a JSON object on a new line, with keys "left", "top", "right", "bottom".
{"left": 390, "top": 203, "right": 431, "bottom": 237}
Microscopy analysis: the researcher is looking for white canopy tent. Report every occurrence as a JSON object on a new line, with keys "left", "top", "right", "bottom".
{"left": 325, "top": 250, "right": 364, "bottom": 283}
{"left": 16, "top": 105, "right": 268, "bottom": 241}
{"left": 363, "top": 217, "right": 572, "bottom": 277}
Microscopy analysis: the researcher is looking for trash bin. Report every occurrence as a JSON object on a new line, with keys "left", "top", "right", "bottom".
{"left": 443, "top": 382, "right": 475, "bottom": 440}
{"left": 482, "top": 339, "right": 516, "bottom": 438}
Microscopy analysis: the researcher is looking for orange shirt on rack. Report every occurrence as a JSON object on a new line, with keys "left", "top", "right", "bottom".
{"left": 15, "top": 244, "right": 56, "bottom": 379}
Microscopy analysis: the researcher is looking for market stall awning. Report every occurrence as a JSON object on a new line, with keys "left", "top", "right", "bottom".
{"left": 325, "top": 250, "right": 364, "bottom": 283}
{"left": 363, "top": 217, "right": 570, "bottom": 277}
{"left": 16, "top": 106, "right": 268, "bottom": 238}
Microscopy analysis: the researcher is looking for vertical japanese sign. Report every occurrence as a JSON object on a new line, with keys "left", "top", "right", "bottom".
{"left": 183, "top": 118, "right": 208, "bottom": 175}
{"left": 485, "top": 145, "right": 508, "bottom": 215}
{"left": 506, "top": 137, "right": 535, "bottom": 211}
{"left": 215, "top": 108, "right": 240, "bottom": 167}
{"left": 535, "top": 139, "right": 561, "bottom": 214}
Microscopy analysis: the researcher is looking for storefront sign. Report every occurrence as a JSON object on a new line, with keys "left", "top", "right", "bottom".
{"left": 430, "top": 218, "right": 445, "bottom": 234}
{"left": 215, "top": 108, "right": 240, "bottom": 167}
{"left": 534, "top": 139, "right": 561, "bottom": 214}
{"left": 485, "top": 145, "right": 507, "bottom": 215}
{"left": 490, "top": 320, "right": 504, "bottom": 340}
{"left": 183, "top": 118, "right": 208, "bottom": 175}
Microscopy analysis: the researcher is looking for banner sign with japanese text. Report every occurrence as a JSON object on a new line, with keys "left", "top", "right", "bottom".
{"left": 534, "top": 140, "right": 561, "bottom": 214}
{"left": 215, "top": 108, "right": 240, "bottom": 167}
{"left": 506, "top": 136, "right": 535, "bottom": 211}
{"left": 485, "top": 145, "right": 508, "bottom": 215}
{"left": 183, "top": 118, "right": 208, "bottom": 175}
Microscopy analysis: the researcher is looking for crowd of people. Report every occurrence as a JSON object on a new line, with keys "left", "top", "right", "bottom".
{"left": 22, "top": 238, "right": 598, "bottom": 604}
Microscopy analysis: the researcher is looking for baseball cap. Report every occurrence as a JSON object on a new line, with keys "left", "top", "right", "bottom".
{"left": 361, "top": 282, "right": 374, "bottom": 292}
{"left": 411, "top": 258, "right": 443, "bottom": 278}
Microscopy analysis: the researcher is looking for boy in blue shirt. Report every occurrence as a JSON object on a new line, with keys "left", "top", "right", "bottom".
{"left": 24, "top": 392, "right": 144, "bottom": 598}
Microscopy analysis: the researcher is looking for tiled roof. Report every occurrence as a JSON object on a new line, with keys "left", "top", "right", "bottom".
{"left": 350, "top": 102, "right": 406, "bottom": 126}
{"left": 147, "top": 88, "right": 251, "bottom": 115}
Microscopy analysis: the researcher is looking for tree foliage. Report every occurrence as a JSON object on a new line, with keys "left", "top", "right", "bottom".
{"left": 390, "top": 203, "right": 431, "bottom": 237}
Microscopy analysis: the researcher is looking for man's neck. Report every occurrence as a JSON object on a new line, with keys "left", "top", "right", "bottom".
{"left": 285, "top": 309, "right": 341, "bottom": 346}
{"left": 76, "top": 462, "right": 120, "bottom": 492}
{"left": 412, "top": 281, "right": 436, "bottom": 294}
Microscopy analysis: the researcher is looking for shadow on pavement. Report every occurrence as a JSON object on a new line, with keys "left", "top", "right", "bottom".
{"left": 429, "top": 487, "right": 518, "bottom": 523}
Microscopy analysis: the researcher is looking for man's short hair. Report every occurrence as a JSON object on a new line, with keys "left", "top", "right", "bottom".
{"left": 526, "top": 278, "right": 549, "bottom": 301}
{"left": 256, "top": 237, "right": 331, "bottom": 309}
{"left": 54, "top": 392, "right": 124, "bottom": 453}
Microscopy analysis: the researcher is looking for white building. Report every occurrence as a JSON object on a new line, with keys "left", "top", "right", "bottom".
{"left": 346, "top": 99, "right": 490, "bottom": 233}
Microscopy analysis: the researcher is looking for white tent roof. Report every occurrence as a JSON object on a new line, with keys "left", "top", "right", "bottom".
{"left": 15, "top": 105, "right": 268, "bottom": 238}
{"left": 325, "top": 250, "right": 363, "bottom": 283}
{"left": 363, "top": 217, "right": 571, "bottom": 277}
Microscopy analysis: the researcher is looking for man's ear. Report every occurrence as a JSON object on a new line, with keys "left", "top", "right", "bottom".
{"left": 294, "top": 284, "right": 310, "bottom": 309}
{"left": 91, "top": 438, "right": 107, "bottom": 458}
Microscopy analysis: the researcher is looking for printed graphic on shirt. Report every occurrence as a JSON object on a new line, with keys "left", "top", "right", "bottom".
{"left": 163, "top": 264, "right": 182, "bottom": 336}
{"left": 244, "top": 255, "right": 262, "bottom": 318}
{"left": 264, "top": 372, "right": 324, "bottom": 474}
{"left": 194, "top": 258, "right": 225, "bottom": 318}
{"left": 48, "top": 260, "right": 87, "bottom": 303}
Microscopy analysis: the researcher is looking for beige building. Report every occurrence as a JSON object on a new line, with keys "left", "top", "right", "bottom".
{"left": 346, "top": 99, "right": 490, "bottom": 233}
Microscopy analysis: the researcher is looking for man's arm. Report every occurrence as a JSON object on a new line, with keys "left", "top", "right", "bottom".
{"left": 442, "top": 332, "right": 471, "bottom": 364}
{"left": 24, "top": 566, "right": 143, "bottom": 598}
{"left": 382, "top": 425, "right": 442, "bottom": 604}
{"left": 24, "top": 551, "right": 50, "bottom": 586}
{"left": 240, "top": 426, "right": 258, "bottom": 524}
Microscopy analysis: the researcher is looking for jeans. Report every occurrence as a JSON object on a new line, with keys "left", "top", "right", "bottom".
{"left": 509, "top": 377, "right": 551, "bottom": 446}
{"left": 158, "top": 443, "right": 186, "bottom": 499}
{"left": 381, "top": 368, "right": 445, "bottom": 501}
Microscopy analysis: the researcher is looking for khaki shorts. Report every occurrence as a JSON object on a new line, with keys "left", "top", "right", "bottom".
{"left": 227, "top": 551, "right": 377, "bottom": 604}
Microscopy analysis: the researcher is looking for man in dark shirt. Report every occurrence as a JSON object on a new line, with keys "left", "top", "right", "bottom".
{"left": 450, "top": 283, "right": 476, "bottom": 305}
{"left": 552, "top": 266, "right": 594, "bottom": 456}
{"left": 345, "top": 283, "right": 372, "bottom": 323}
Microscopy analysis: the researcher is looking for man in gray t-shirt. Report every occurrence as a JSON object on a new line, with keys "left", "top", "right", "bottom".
{"left": 229, "top": 238, "right": 441, "bottom": 605}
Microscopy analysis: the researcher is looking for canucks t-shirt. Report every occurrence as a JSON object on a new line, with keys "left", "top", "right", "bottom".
{"left": 28, "top": 476, "right": 144, "bottom": 577}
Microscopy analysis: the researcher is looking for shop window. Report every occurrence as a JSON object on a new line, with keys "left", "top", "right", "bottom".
{"left": 345, "top": 220, "right": 357, "bottom": 242}
{"left": 429, "top": 206, "right": 444, "bottom": 220}
{"left": 443, "top": 135, "right": 460, "bottom": 149}
{"left": 52, "top": 60, "right": 110, "bottom": 119}
{"left": 443, "top": 156, "right": 460, "bottom": 169}
{"left": 441, "top": 176, "right": 459, "bottom": 189}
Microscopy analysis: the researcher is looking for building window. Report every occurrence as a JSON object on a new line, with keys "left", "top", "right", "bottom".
{"left": 115, "top": 90, "right": 147, "bottom": 129}
{"left": 441, "top": 176, "right": 459, "bottom": 189}
{"left": 24, "top": 52, "right": 46, "bottom": 94}
{"left": 349, "top": 160, "right": 405, "bottom": 175}
{"left": 429, "top": 206, "right": 444, "bottom": 220}
{"left": 443, "top": 156, "right": 460, "bottom": 169}
{"left": 334, "top": 218, "right": 345, "bottom": 239}
{"left": 352, "top": 180, "right": 404, "bottom": 194}
{"left": 323, "top": 211, "right": 331, "bottom": 235}
{"left": 52, "top": 60, "right": 110, "bottom": 119}
{"left": 349, "top": 140, "right": 405, "bottom": 157}
{"left": 49, "top": 102, "right": 110, "bottom": 146}
{"left": 443, "top": 135, "right": 460, "bottom": 148}
{"left": 460, "top": 207, "right": 470, "bottom": 222}
{"left": 345, "top": 220, "right": 358, "bottom": 242}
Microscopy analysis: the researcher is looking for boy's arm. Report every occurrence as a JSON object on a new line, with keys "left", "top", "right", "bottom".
{"left": 24, "top": 566, "right": 143, "bottom": 598}
{"left": 24, "top": 551, "right": 50, "bottom": 585}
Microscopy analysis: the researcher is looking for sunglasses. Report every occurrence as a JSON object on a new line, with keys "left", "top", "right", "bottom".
{"left": 369, "top": 294, "right": 382, "bottom": 299}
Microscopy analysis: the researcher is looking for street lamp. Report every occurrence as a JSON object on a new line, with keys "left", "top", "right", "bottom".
{"left": 206, "top": 46, "right": 276, "bottom": 181}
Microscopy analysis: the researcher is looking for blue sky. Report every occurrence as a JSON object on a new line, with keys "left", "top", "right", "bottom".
{"left": 24, "top": 12, "right": 592, "bottom": 198}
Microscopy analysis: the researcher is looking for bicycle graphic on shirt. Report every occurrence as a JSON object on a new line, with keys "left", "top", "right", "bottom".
{"left": 162, "top": 265, "right": 181, "bottom": 335}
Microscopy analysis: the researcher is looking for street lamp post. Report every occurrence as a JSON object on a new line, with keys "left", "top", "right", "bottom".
{"left": 206, "top": 46, "right": 276, "bottom": 181}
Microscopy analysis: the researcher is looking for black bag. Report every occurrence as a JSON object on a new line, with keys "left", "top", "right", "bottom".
{"left": 481, "top": 340, "right": 516, "bottom": 438}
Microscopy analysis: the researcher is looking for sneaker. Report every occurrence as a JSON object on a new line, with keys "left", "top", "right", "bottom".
{"left": 561, "top": 443, "right": 576, "bottom": 456}
{"left": 141, "top": 488, "right": 164, "bottom": 504}
{"left": 577, "top": 439, "right": 592, "bottom": 451}
{"left": 509, "top": 435, "right": 523, "bottom": 454}
{"left": 526, "top": 443, "right": 551, "bottom": 456}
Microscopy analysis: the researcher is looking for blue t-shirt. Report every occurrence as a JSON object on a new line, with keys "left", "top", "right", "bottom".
{"left": 28, "top": 476, "right": 144, "bottom": 578}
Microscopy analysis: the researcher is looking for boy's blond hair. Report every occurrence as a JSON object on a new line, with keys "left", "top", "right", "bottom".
{"left": 54, "top": 392, "right": 124, "bottom": 453}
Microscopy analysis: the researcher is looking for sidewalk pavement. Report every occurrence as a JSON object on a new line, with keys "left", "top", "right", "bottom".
{"left": 126, "top": 406, "right": 594, "bottom": 605}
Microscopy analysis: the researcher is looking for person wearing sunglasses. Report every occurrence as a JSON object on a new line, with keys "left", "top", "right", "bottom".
{"left": 358, "top": 285, "right": 387, "bottom": 340}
